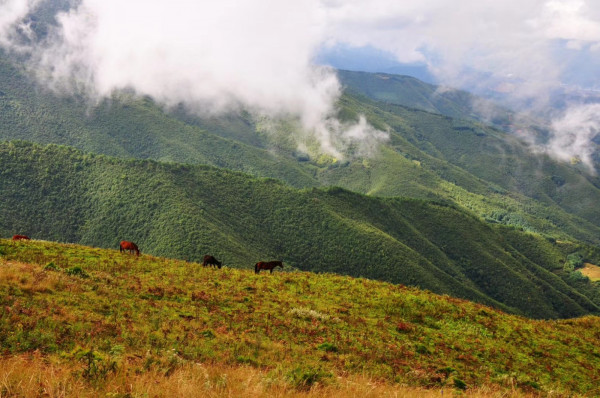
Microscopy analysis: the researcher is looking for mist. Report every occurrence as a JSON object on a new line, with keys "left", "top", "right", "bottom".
{"left": 0, "top": 0, "right": 388, "bottom": 158}
{"left": 321, "top": 0, "right": 600, "bottom": 171}
{"left": 545, "top": 104, "right": 600, "bottom": 172}
{"left": 2, "top": 1, "right": 600, "bottom": 167}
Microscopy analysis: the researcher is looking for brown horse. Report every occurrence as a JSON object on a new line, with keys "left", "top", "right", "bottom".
{"left": 255, "top": 261, "right": 283, "bottom": 274}
{"left": 202, "top": 255, "right": 222, "bottom": 269}
{"left": 12, "top": 234, "right": 30, "bottom": 241}
{"left": 119, "top": 241, "right": 140, "bottom": 256}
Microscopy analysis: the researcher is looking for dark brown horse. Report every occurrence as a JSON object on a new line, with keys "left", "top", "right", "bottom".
{"left": 255, "top": 261, "right": 283, "bottom": 274}
{"left": 202, "top": 255, "right": 222, "bottom": 269}
{"left": 12, "top": 234, "right": 30, "bottom": 241}
{"left": 119, "top": 241, "right": 140, "bottom": 256}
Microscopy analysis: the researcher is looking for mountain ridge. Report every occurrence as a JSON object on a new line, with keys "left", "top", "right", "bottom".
{"left": 1, "top": 140, "right": 600, "bottom": 319}
{"left": 2, "top": 53, "right": 600, "bottom": 245}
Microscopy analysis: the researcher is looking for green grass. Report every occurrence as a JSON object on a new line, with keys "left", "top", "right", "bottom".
{"left": 1, "top": 239, "right": 599, "bottom": 395}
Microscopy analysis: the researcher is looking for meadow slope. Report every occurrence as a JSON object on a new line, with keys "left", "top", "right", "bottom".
{"left": 0, "top": 240, "right": 599, "bottom": 396}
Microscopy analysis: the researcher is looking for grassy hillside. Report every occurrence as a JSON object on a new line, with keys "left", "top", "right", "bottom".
{"left": 2, "top": 54, "right": 600, "bottom": 246}
{"left": 0, "top": 240, "right": 599, "bottom": 396}
{"left": 2, "top": 141, "right": 600, "bottom": 319}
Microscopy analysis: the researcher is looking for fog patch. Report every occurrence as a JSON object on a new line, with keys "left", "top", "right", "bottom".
{"left": 543, "top": 103, "right": 600, "bottom": 172}
{"left": 1, "top": 0, "right": 388, "bottom": 158}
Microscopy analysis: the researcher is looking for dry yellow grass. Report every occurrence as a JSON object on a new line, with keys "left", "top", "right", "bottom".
{"left": 580, "top": 263, "right": 600, "bottom": 281}
{"left": 0, "top": 354, "right": 540, "bottom": 398}
{"left": 0, "top": 260, "right": 64, "bottom": 294}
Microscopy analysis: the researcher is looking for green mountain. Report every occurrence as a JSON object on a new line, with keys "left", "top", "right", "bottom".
{"left": 2, "top": 53, "right": 600, "bottom": 245}
{"left": 1, "top": 141, "right": 600, "bottom": 319}
{"left": 336, "top": 69, "right": 509, "bottom": 125}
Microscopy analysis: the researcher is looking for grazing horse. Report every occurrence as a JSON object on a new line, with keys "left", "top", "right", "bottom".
{"left": 202, "top": 255, "right": 222, "bottom": 269}
{"left": 119, "top": 241, "right": 140, "bottom": 256}
{"left": 255, "top": 261, "right": 283, "bottom": 274}
{"left": 12, "top": 234, "right": 30, "bottom": 241}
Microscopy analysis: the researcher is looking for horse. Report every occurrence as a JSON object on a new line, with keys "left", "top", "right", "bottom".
{"left": 119, "top": 241, "right": 140, "bottom": 256}
{"left": 12, "top": 234, "right": 30, "bottom": 241}
{"left": 255, "top": 260, "right": 283, "bottom": 274}
{"left": 202, "top": 255, "right": 222, "bottom": 269}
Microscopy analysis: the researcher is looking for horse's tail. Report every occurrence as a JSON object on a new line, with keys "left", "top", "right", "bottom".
{"left": 254, "top": 263, "right": 259, "bottom": 274}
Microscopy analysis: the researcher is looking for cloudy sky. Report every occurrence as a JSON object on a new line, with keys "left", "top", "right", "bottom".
{"left": 1, "top": 0, "right": 600, "bottom": 165}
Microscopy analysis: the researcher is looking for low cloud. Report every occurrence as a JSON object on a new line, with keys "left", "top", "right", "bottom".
{"left": 0, "top": 0, "right": 39, "bottom": 48}
{"left": 0, "top": 0, "right": 388, "bottom": 158}
{"left": 3, "top": 1, "right": 600, "bottom": 168}
{"left": 544, "top": 103, "right": 600, "bottom": 172}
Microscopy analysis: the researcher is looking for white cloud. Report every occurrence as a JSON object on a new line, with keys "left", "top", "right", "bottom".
{"left": 3, "top": 0, "right": 600, "bottom": 166}
{"left": 0, "top": 0, "right": 39, "bottom": 47}
{"left": 2, "top": 0, "right": 390, "bottom": 157}
{"left": 545, "top": 103, "right": 600, "bottom": 172}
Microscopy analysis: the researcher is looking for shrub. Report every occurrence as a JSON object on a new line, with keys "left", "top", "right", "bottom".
{"left": 396, "top": 322, "right": 414, "bottom": 333}
{"left": 65, "top": 266, "right": 89, "bottom": 278}
{"left": 286, "top": 366, "right": 332, "bottom": 390}
{"left": 317, "top": 342, "right": 338, "bottom": 353}
{"left": 453, "top": 377, "right": 467, "bottom": 390}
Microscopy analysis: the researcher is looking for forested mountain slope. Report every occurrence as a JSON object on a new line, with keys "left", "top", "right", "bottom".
{"left": 2, "top": 54, "right": 600, "bottom": 244}
{"left": 1, "top": 141, "right": 600, "bottom": 319}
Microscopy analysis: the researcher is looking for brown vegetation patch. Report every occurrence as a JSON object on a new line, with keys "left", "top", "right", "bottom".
{"left": 0, "top": 354, "right": 537, "bottom": 398}
{"left": 580, "top": 263, "right": 600, "bottom": 281}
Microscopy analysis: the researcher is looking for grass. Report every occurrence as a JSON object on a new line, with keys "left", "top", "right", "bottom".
{"left": 1, "top": 239, "right": 600, "bottom": 396}
{"left": 0, "top": 353, "right": 543, "bottom": 398}
{"left": 581, "top": 263, "right": 600, "bottom": 282}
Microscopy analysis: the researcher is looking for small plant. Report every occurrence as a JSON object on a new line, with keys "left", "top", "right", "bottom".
{"left": 416, "top": 344, "right": 431, "bottom": 355}
{"left": 74, "top": 349, "right": 117, "bottom": 381}
{"left": 65, "top": 266, "right": 89, "bottom": 278}
{"left": 453, "top": 377, "right": 467, "bottom": 390}
{"left": 236, "top": 355, "right": 258, "bottom": 366}
{"left": 289, "top": 307, "right": 339, "bottom": 322}
{"left": 317, "top": 342, "right": 338, "bottom": 353}
{"left": 44, "top": 262, "right": 58, "bottom": 271}
{"left": 286, "top": 366, "right": 332, "bottom": 390}
{"left": 396, "top": 321, "right": 414, "bottom": 332}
